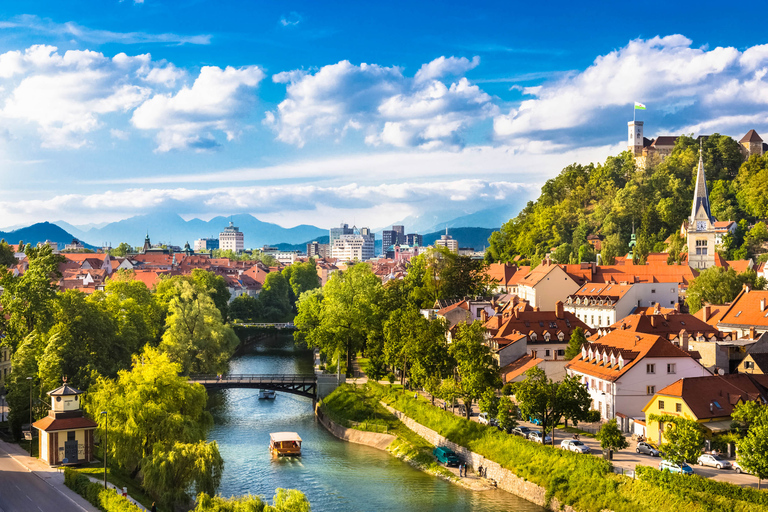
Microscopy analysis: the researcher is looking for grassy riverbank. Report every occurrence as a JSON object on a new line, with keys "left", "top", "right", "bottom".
{"left": 325, "top": 382, "right": 768, "bottom": 512}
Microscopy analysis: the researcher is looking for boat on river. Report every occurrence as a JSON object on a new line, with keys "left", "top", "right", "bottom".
{"left": 270, "top": 432, "right": 302, "bottom": 456}
{"left": 258, "top": 389, "right": 276, "bottom": 399}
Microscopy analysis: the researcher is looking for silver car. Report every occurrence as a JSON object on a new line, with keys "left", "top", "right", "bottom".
{"left": 697, "top": 454, "right": 732, "bottom": 469}
{"left": 560, "top": 439, "right": 590, "bottom": 453}
{"left": 529, "top": 431, "right": 552, "bottom": 444}
{"left": 636, "top": 442, "right": 660, "bottom": 457}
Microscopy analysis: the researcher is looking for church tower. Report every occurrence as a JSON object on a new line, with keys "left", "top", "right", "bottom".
{"left": 628, "top": 121, "right": 643, "bottom": 156}
{"left": 687, "top": 142, "right": 717, "bottom": 269}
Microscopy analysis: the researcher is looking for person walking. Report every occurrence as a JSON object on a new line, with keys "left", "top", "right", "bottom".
{"left": 151, "top": 502, "right": 157, "bottom": 512}
{"left": 479, "top": 464, "right": 483, "bottom": 478}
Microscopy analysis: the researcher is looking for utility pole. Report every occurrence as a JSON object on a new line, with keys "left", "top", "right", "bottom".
{"left": 26, "top": 376, "right": 32, "bottom": 456}
{"left": 101, "top": 411, "right": 108, "bottom": 489}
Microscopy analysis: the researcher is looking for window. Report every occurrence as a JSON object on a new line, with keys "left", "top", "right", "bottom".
{"left": 676, "top": 403, "right": 682, "bottom": 413}
{"left": 667, "top": 363, "right": 676, "bottom": 374}
{"left": 745, "top": 361, "right": 754, "bottom": 369}
{"left": 651, "top": 289, "right": 656, "bottom": 293}
{"left": 695, "top": 239, "right": 708, "bottom": 255}
{"left": 647, "top": 364, "right": 656, "bottom": 374}
{"left": 591, "top": 315, "right": 594, "bottom": 324}
{"left": 658, "top": 400, "right": 665, "bottom": 410}
{"left": 647, "top": 386, "right": 655, "bottom": 395}
{"left": 545, "top": 350, "right": 551, "bottom": 357}
{"left": 557, "top": 350, "right": 565, "bottom": 356}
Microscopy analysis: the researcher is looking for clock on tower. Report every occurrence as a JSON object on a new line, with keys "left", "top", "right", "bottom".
{"left": 696, "top": 220, "right": 707, "bottom": 231}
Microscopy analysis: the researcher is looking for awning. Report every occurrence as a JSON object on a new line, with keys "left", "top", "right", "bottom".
{"left": 703, "top": 420, "right": 733, "bottom": 433}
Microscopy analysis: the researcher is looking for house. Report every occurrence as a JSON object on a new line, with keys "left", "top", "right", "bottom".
{"left": 516, "top": 260, "right": 581, "bottom": 310}
{"left": 565, "top": 330, "right": 711, "bottom": 429}
{"left": 710, "top": 286, "right": 768, "bottom": 338}
{"left": 736, "top": 334, "right": 768, "bottom": 374}
{"left": 564, "top": 282, "right": 679, "bottom": 330}
{"left": 32, "top": 381, "right": 98, "bottom": 466}
{"left": 642, "top": 373, "right": 768, "bottom": 444}
{"left": 485, "top": 263, "right": 530, "bottom": 295}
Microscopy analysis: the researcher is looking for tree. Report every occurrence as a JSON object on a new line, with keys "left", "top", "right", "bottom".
{"left": 550, "top": 243, "right": 573, "bottom": 264}
{"left": 686, "top": 267, "right": 765, "bottom": 313}
{"left": 448, "top": 322, "right": 500, "bottom": 419}
{"left": 737, "top": 424, "right": 768, "bottom": 490}
{"left": 652, "top": 416, "right": 705, "bottom": 468}
{"left": 85, "top": 346, "right": 213, "bottom": 478}
{"left": 496, "top": 395, "right": 518, "bottom": 432}
{"left": 0, "top": 239, "right": 18, "bottom": 267}
{"left": 191, "top": 269, "right": 231, "bottom": 322}
{"left": 228, "top": 294, "right": 263, "bottom": 322}
{"left": 478, "top": 388, "right": 500, "bottom": 418}
{"left": 282, "top": 260, "right": 321, "bottom": 302}
{"left": 159, "top": 280, "right": 239, "bottom": 375}
{"left": 732, "top": 400, "right": 768, "bottom": 433}
{"left": 5, "top": 332, "right": 45, "bottom": 438}
{"left": 109, "top": 242, "right": 134, "bottom": 257}
{"left": 596, "top": 418, "right": 629, "bottom": 454}
{"left": 515, "top": 367, "right": 591, "bottom": 445}
{"left": 577, "top": 243, "right": 596, "bottom": 264}
{"left": 259, "top": 272, "right": 292, "bottom": 321}
{"left": 142, "top": 440, "right": 224, "bottom": 509}
{"left": 195, "top": 488, "right": 311, "bottom": 512}
{"left": 564, "top": 327, "right": 586, "bottom": 360}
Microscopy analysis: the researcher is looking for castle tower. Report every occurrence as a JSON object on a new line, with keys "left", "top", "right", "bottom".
{"left": 628, "top": 121, "right": 644, "bottom": 156}
{"left": 740, "top": 129, "right": 764, "bottom": 158}
{"left": 687, "top": 142, "right": 717, "bottom": 270}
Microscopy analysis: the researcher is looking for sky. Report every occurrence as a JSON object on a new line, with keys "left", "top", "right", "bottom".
{"left": 1, "top": 1, "right": 768, "bottom": 231}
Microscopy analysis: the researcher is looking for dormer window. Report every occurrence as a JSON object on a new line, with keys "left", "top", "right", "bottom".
{"left": 558, "top": 332, "right": 565, "bottom": 341}
{"left": 582, "top": 347, "right": 588, "bottom": 360}
{"left": 544, "top": 332, "right": 551, "bottom": 341}
{"left": 618, "top": 355, "right": 624, "bottom": 370}
{"left": 610, "top": 354, "right": 616, "bottom": 366}
{"left": 602, "top": 352, "right": 608, "bottom": 365}
{"left": 588, "top": 347, "right": 594, "bottom": 361}
{"left": 530, "top": 333, "right": 537, "bottom": 342}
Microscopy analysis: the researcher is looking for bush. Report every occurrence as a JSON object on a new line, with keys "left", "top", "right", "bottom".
{"left": 636, "top": 466, "right": 768, "bottom": 507}
{"left": 64, "top": 468, "right": 144, "bottom": 512}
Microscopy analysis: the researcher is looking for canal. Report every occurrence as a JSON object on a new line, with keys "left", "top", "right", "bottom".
{"left": 207, "top": 334, "right": 544, "bottom": 512}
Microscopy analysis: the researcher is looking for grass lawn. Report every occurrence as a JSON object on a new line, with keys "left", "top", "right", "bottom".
{"left": 556, "top": 424, "right": 598, "bottom": 438}
{"left": 74, "top": 461, "right": 164, "bottom": 512}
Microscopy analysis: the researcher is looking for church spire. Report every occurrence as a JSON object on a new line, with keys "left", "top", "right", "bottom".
{"left": 690, "top": 139, "right": 713, "bottom": 224}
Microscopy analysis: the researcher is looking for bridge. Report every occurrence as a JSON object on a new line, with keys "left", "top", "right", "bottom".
{"left": 189, "top": 373, "right": 334, "bottom": 401}
{"left": 232, "top": 322, "right": 296, "bottom": 329}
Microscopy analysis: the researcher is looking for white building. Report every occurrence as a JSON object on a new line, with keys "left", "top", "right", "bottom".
{"left": 219, "top": 222, "right": 244, "bottom": 252}
{"left": 435, "top": 231, "right": 459, "bottom": 253}
{"left": 564, "top": 282, "right": 679, "bottom": 330}
{"left": 516, "top": 261, "right": 580, "bottom": 311}
{"left": 565, "top": 330, "right": 710, "bottom": 429}
{"left": 331, "top": 226, "right": 374, "bottom": 261}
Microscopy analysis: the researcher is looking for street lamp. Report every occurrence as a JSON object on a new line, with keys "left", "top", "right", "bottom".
{"left": 100, "top": 410, "right": 108, "bottom": 489}
{"left": 26, "top": 376, "right": 32, "bottom": 456}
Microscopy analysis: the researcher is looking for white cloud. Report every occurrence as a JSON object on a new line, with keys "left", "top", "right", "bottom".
{"left": 280, "top": 12, "right": 303, "bottom": 27}
{"left": 494, "top": 35, "right": 768, "bottom": 143}
{"left": 131, "top": 65, "right": 265, "bottom": 151}
{"left": 267, "top": 56, "right": 495, "bottom": 149}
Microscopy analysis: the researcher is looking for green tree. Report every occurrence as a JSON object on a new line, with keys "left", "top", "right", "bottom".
{"left": 159, "top": 280, "right": 239, "bottom": 375}
{"left": 596, "top": 418, "right": 629, "bottom": 454}
{"left": 732, "top": 400, "right": 768, "bottom": 433}
{"left": 109, "top": 242, "right": 134, "bottom": 257}
{"left": 478, "top": 388, "right": 500, "bottom": 418}
{"left": 5, "top": 332, "right": 46, "bottom": 438}
{"left": 550, "top": 243, "right": 573, "bottom": 264}
{"left": 86, "top": 346, "right": 213, "bottom": 478}
{"left": 142, "top": 440, "right": 224, "bottom": 509}
{"left": 686, "top": 267, "right": 765, "bottom": 313}
{"left": 282, "top": 260, "right": 321, "bottom": 301}
{"left": 228, "top": 294, "right": 263, "bottom": 322}
{"left": 564, "top": 327, "right": 586, "bottom": 360}
{"left": 496, "top": 395, "right": 518, "bottom": 432}
{"left": 259, "top": 272, "right": 292, "bottom": 321}
{"left": 652, "top": 416, "right": 705, "bottom": 468}
{"left": 448, "top": 322, "right": 500, "bottom": 419}
{"left": 0, "top": 239, "right": 18, "bottom": 266}
{"left": 516, "top": 367, "right": 591, "bottom": 445}
{"left": 195, "top": 489, "right": 311, "bottom": 512}
{"left": 736, "top": 424, "right": 768, "bottom": 490}
{"left": 577, "top": 243, "right": 596, "bottom": 264}
{"left": 191, "top": 269, "right": 231, "bottom": 322}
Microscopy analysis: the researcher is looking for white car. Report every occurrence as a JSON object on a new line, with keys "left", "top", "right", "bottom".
{"left": 697, "top": 454, "right": 732, "bottom": 469}
{"left": 478, "top": 412, "right": 490, "bottom": 425}
{"left": 529, "top": 431, "right": 552, "bottom": 444}
{"left": 733, "top": 461, "right": 750, "bottom": 474}
{"left": 560, "top": 439, "right": 590, "bottom": 453}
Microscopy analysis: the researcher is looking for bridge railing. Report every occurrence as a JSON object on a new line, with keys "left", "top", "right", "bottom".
{"left": 189, "top": 373, "right": 316, "bottom": 383}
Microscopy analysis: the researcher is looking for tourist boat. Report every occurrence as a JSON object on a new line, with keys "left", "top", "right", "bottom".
{"left": 258, "top": 389, "right": 276, "bottom": 399}
{"left": 270, "top": 432, "right": 302, "bottom": 456}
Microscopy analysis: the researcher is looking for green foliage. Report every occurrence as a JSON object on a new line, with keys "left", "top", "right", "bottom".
{"left": 564, "top": 326, "right": 586, "bottom": 360}
{"left": 190, "top": 269, "right": 231, "bottom": 322}
{"left": 109, "top": 242, "right": 134, "bottom": 258}
{"left": 496, "top": 395, "right": 518, "bottom": 432}
{"left": 686, "top": 266, "right": 766, "bottom": 313}
{"left": 737, "top": 424, "right": 768, "bottom": 485}
{"left": 281, "top": 259, "right": 321, "bottom": 302}
{"left": 64, "top": 468, "right": 145, "bottom": 512}
{"left": 596, "top": 419, "right": 629, "bottom": 452}
{"left": 478, "top": 388, "right": 499, "bottom": 417}
{"left": 650, "top": 415, "right": 705, "bottom": 465}
{"left": 0, "top": 239, "right": 18, "bottom": 266}
{"left": 228, "top": 294, "right": 263, "bottom": 322}
{"left": 448, "top": 322, "right": 500, "bottom": 418}
{"left": 259, "top": 272, "right": 292, "bottom": 321}
{"left": 195, "top": 490, "right": 311, "bottom": 512}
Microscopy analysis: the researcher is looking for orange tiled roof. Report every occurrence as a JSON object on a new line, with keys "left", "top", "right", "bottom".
{"left": 501, "top": 354, "right": 543, "bottom": 382}
{"left": 33, "top": 415, "right": 98, "bottom": 432}
{"left": 653, "top": 374, "right": 768, "bottom": 420}
{"left": 716, "top": 288, "right": 768, "bottom": 328}
{"left": 487, "top": 303, "right": 590, "bottom": 344}
{"left": 608, "top": 312, "right": 720, "bottom": 340}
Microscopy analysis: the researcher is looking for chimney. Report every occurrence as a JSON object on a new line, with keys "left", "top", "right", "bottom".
{"left": 743, "top": 283, "right": 752, "bottom": 292}
{"left": 555, "top": 301, "right": 564, "bottom": 319}
{"left": 634, "top": 335, "right": 640, "bottom": 346}
{"left": 674, "top": 302, "right": 681, "bottom": 313}
{"left": 761, "top": 298, "right": 766, "bottom": 312}
{"left": 480, "top": 309, "right": 489, "bottom": 323}
{"left": 702, "top": 305, "right": 711, "bottom": 322}
{"left": 680, "top": 330, "right": 689, "bottom": 353}
{"left": 654, "top": 302, "right": 660, "bottom": 314}
{"left": 514, "top": 309, "right": 519, "bottom": 319}
{"left": 650, "top": 315, "right": 659, "bottom": 328}
{"left": 533, "top": 306, "right": 540, "bottom": 312}
{"left": 750, "top": 326, "right": 756, "bottom": 340}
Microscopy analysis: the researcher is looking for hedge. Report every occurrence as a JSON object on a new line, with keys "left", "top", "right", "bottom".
{"left": 636, "top": 466, "right": 768, "bottom": 507}
{"left": 64, "top": 468, "right": 144, "bottom": 512}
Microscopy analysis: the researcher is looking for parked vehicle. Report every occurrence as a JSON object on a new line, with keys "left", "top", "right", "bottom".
{"left": 636, "top": 442, "right": 660, "bottom": 457}
{"left": 659, "top": 460, "right": 694, "bottom": 475}
{"left": 697, "top": 454, "right": 732, "bottom": 469}
{"left": 511, "top": 426, "right": 532, "bottom": 438}
{"left": 478, "top": 412, "right": 489, "bottom": 425}
{"left": 560, "top": 439, "right": 590, "bottom": 453}
{"left": 733, "top": 461, "right": 750, "bottom": 474}
{"left": 529, "top": 431, "right": 552, "bottom": 444}
{"left": 433, "top": 446, "right": 460, "bottom": 467}
{"left": 528, "top": 416, "right": 542, "bottom": 426}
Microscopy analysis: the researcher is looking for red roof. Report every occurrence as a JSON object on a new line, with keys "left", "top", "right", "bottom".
{"left": 33, "top": 416, "right": 98, "bottom": 432}
{"left": 740, "top": 129, "right": 763, "bottom": 143}
{"left": 716, "top": 288, "right": 768, "bottom": 328}
{"left": 501, "top": 354, "right": 543, "bottom": 382}
{"left": 655, "top": 374, "right": 768, "bottom": 420}
{"left": 608, "top": 312, "right": 721, "bottom": 340}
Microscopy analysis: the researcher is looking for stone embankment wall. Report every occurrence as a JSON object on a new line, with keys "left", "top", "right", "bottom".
{"left": 315, "top": 405, "right": 395, "bottom": 450}
{"left": 381, "top": 403, "right": 580, "bottom": 512}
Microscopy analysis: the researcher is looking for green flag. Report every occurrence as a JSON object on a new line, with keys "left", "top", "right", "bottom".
{"left": 634, "top": 102, "right": 646, "bottom": 110}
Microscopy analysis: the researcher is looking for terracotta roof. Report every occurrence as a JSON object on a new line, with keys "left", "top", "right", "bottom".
{"left": 695, "top": 304, "right": 729, "bottom": 327}
{"left": 717, "top": 288, "right": 768, "bottom": 328}
{"left": 519, "top": 263, "right": 561, "bottom": 287}
{"left": 653, "top": 374, "right": 768, "bottom": 420}
{"left": 726, "top": 260, "right": 752, "bottom": 274}
{"left": 590, "top": 260, "right": 695, "bottom": 288}
{"left": 565, "top": 330, "right": 699, "bottom": 382}
{"left": 501, "top": 354, "right": 544, "bottom": 382}
{"left": 651, "top": 136, "right": 678, "bottom": 147}
{"left": 570, "top": 282, "right": 634, "bottom": 301}
{"left": 740, "top": 129, "right": 763, "bottom": 143}
{"left": 713, "top": 221, "right": 736, "bottom": 229}
{"left": 33, "top": 415, "right": 98, "bottom": 432}
{"left": 608, "top": 312, "right": 720, "bottom": 340}
{"left": 437, "top": 300, "right": 469, "bottom": 316}
{"left": 486, "top": 263, "right": 531, "bottom": 287}
{"left": 487, "top": 303, "right": 590, "bottom": 344}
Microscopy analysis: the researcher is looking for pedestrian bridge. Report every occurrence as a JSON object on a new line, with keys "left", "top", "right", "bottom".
{"left": 233, "top": 322, "right": 296, "bottom": 329}
{"left": 189, "top": 373, "right": 342, "bottom": 401}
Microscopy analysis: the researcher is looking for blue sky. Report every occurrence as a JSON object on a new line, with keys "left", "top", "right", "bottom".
{"left": 1, "top": 0, "right": 767, "bottom": 231}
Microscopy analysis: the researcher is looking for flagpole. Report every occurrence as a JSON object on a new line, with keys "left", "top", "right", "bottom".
{"left": 633, "top": 103, "right": 636, "bottom": 122}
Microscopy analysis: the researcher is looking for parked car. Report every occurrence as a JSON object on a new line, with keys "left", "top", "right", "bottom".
{"left": 697, "top": 454, "right": 732, "bottom": 469}
{"left": 636, "top": 442, "right": 661, "bottom": 457}
{"left": 529, "top": 431, "right": 552, "bottom": 444}
{"left": 528, "top": 416, "right": 542, "bottom": 426}
{"left": 659, "top": 460, "right": 694, "bottom": 475}
{"left": 560, "top": 439, "right": 591, "bottom": 453}
{"left": 433, "top": 446, "right": 460, "bottom": 467}
{"left": 733, "top": 461, "right": 750, "bottom": 474}
{"left": 512, "top": 426, "right": 532, "bottom": 438}
{"left": 478, "top": 412, "right": 490, "bottom": 425}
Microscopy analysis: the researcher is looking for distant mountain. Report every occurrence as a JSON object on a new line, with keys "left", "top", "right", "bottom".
{"left": 425, "top": 206, "right": 517, "bottom": 233}
{"left": 421, "top": 227, "right": 497, "bottom": 251}
{"left": 53, "top": 213, "right": 328, "bottom": 249}
{"left": 0, "top": 222, "right": 97, "bottom": 249}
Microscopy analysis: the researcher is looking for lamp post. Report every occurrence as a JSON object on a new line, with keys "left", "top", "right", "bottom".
{"left": 26, "top": 376, "right": 32, "bottom": 456}
{"left": 100, "top": 410, "right": 108, "bottom": 489}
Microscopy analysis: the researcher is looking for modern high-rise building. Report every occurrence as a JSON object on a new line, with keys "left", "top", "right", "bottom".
{"left": 405, "top": 233, "right": 422, "bottom": 247}
{"left": 331, "top": 226, "right": 375, "bottom": 261}
{"left": 330, "top": 223, "right": 354, "bottom": 247}
{"left": 306, "top": 241, "right": 330, "bottom": 258}
{"left": 382, "top": 230, "right": 398, "bottom": 251}
{"left": 194, "top": 238, "right": 220, "bottom": 251}
{"left": 435, "top": 230, "right": 459, "bottom": 253}
{"left": 219, "top": 222, "right": 244, "bottom": 252}
{"left": 392, "top": 225, "right": 405, "bottom": 244}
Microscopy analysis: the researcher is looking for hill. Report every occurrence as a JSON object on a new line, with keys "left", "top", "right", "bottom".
{"left": 0, "top": 222, "right": 96, "bottom": 250}
{"left": 486, "top": 134, "right": 768, "bottom": 265}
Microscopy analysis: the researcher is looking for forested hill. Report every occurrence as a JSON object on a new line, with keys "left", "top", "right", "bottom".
{"left": 486, "top": 134, "right": 768, "bottom": 266}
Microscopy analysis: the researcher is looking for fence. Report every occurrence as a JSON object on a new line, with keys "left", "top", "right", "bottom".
{"left": 612, "top": 466, "right": 636, "bottom": 479}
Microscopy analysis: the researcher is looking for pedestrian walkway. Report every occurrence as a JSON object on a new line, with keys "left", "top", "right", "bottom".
{"left": 0, "top": 438, "right": 99, "bottom": 512}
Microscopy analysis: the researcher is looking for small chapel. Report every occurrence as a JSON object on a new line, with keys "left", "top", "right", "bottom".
{"left": 32, "top": 379, "right": 98, "bottom": 466}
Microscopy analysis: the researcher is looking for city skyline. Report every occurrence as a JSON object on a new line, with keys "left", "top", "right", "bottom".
{"left": 2, "top": 1, "right": 768, "bottom": 229}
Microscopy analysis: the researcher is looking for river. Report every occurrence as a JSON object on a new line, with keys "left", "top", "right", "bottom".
{"left": 207, "top": 334, "right": 544, "bottom": 512}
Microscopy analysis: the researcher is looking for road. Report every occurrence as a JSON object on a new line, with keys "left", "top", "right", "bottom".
{"left": 0, "top": 444, "right": 94, "bottom": 512}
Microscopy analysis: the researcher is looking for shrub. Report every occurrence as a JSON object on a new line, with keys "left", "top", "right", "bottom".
{"left": 63, "top": 468, "right": 143, "bottom": 512}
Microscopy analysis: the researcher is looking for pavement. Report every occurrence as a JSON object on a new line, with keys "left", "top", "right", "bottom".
{"left": 0, "top": 438, "right": 99, "bottom": 512}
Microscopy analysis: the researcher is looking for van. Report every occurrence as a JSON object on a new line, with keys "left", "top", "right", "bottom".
{"left": 433, "top": 446, "right": 460, "bottom": 467}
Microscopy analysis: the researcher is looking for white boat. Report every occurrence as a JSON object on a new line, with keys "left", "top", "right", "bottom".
{"left": 259, "top": 389, "right": 276, "bottom": 399}
{"left": 270, "top": 432, "right": 301, "bottom": 456}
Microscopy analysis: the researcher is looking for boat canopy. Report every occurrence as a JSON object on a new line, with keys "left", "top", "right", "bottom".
{"left": 270, "top": 432, "right": 302, "bottom": 443}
